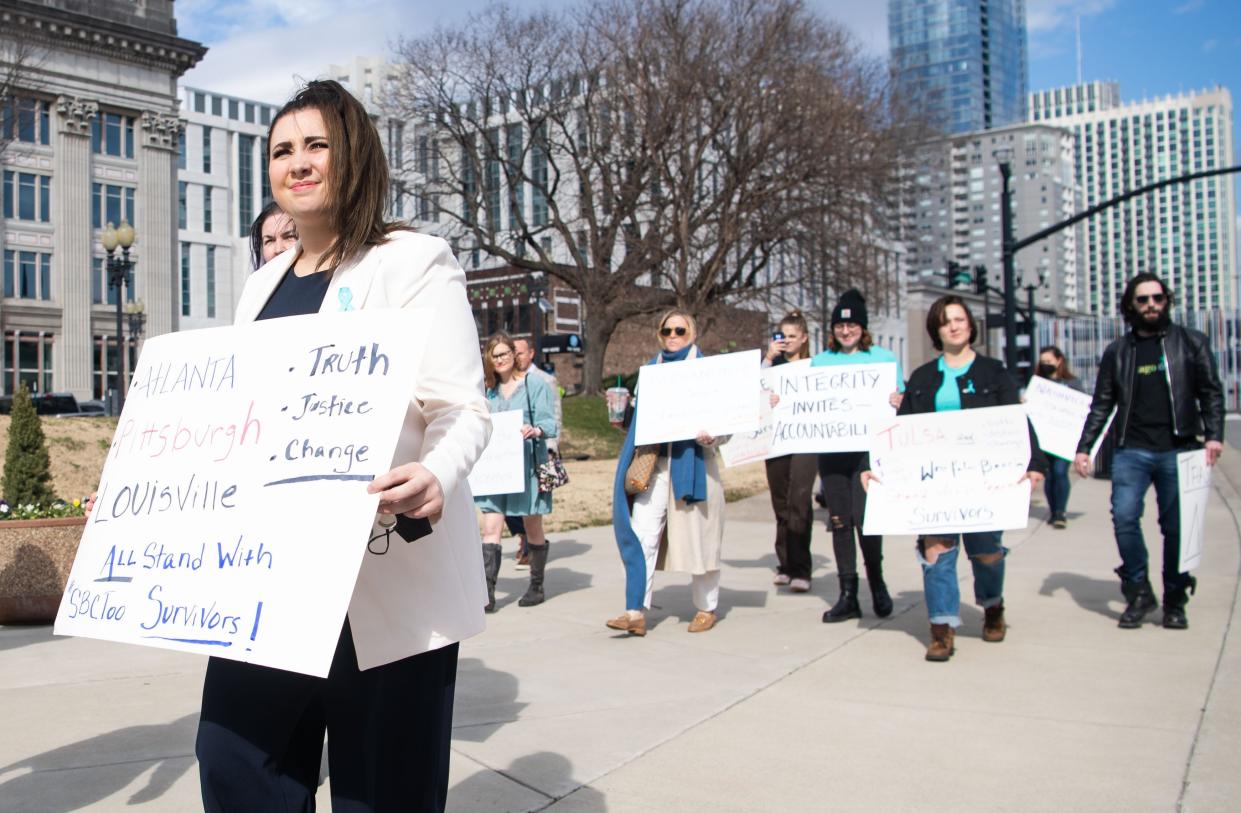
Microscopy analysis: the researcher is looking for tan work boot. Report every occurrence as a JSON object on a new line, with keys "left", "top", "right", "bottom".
{"left": 982, "top": 602, "right": 1007, "bottom": 642}
{"left": 925, "top": 623, "right": 955, "bottom": 662}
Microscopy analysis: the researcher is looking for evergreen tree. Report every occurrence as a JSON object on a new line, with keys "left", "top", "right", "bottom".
{"left": 3, "top": 383, "right": 55, "bottom": 507}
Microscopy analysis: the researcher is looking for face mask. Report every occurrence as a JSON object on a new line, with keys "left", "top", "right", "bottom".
{"left": 1037, "top": 362, "right": 1058, "bottom": 378}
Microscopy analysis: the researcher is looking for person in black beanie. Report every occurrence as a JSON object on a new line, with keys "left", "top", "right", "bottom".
{"left": 810, "top": 290, "right": 904, "bottom": 623}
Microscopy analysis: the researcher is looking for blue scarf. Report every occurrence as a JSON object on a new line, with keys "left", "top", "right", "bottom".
{"left": 611, "top": 345, "right": 709, "bottom": 610}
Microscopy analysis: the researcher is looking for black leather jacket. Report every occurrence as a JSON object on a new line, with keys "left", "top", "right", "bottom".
{"left": 1076, "top": 323, "right": 1225, "bottom": 454}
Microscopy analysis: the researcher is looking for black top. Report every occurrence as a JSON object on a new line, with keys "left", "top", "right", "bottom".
{"left": 1126, "top": 334, "right": 1185, "bottom": 451}
{"left": 257, "top": 269, "right": 332, "bottom": 321}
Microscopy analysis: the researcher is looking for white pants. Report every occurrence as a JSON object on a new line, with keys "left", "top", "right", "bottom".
{"left": 631, "top": 457, "right": 721, "bottom": 612}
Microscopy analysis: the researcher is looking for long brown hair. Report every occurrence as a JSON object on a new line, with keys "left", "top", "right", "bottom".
{"left": 482, "top": 333, "right": 515, "bottom": 389}
{"left": 827, "top": 327, "right": 874, "bottom": 353}
{"left": 269, "top": 80, "right": 405, "bottom": 273}
{"left": 1038, "top": 345, "right": 1075, "bottom": 380}
{"left": 778, "top": 309, "right": 811, "bottom": 360}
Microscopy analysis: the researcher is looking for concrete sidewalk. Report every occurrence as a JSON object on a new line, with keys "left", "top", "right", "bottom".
{"left": 3, "top": 454, "right": 1240, "bottom": 812}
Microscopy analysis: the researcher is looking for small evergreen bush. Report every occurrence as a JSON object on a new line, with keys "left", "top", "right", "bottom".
{"left": 2, "top": 383, "right": 57, "bottom": 513}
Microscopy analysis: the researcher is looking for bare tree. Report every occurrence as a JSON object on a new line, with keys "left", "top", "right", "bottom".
{"left": 0, "top": 35, "right": 44, "bottom": 156}
{"left": 388, "top": 0, "right": 914, "bottom": 392}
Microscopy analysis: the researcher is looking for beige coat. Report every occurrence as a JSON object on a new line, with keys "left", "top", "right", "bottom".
{"left": 235, "top": 231, "right": 491, "bottom": 670}
{"left": 656, "top": 445, "right": 726, "bottom": 574}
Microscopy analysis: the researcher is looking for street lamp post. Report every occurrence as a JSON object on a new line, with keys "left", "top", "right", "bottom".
{"left": 101, "top": 220, "right": 136, "bottom": 415}
{"left": 996, "top": 155, "right": 1018, "bottom": 373}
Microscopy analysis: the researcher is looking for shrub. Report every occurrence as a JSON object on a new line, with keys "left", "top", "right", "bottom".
{"left": 2, "top": 383, "right": 56, "bottom": 509}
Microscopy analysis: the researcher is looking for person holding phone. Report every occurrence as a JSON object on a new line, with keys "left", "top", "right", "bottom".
{"left": 194, "top": 80, "right": 490, "bottom": 812}
{"left": 762, "top": 310, "right": 816, "bottom": 592}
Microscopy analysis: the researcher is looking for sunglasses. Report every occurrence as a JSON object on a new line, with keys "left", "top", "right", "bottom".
{"left": 660, "top": 326, "right": 688, "bottom": 337}
{"left": 1135, "top": 293, "right": 1166, "bottom": 305}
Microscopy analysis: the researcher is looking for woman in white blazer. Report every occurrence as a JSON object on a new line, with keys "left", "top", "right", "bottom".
{"left": 194, "top": 80, "right": 490, "bottom": 813}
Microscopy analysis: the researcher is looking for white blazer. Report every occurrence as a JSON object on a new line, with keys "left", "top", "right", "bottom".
{"left": 235, "top": 231, "right": 491, "bottom": 670}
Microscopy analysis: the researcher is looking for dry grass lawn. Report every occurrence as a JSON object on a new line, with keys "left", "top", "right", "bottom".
{"left": 0, "top": 416, "right": 770, "bottom": 532}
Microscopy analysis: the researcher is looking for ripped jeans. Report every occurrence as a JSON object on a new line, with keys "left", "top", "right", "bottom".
{"left": 917, "top": 531, "right": 1007, "bottom": 628}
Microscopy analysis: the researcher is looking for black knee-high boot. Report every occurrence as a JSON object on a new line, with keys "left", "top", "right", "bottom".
{"left": 482, "top": 543, "right": 502, "bottom": 612}
{"left": 519, "top": 543, "right": 548, "bottom": 607}
{"left": 859, "top": 535, "right": 892, "bottom": 618}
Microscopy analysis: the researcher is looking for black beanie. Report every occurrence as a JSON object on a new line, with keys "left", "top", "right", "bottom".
{"left": 831, "top": 289, "right": 868, "bottom": 329}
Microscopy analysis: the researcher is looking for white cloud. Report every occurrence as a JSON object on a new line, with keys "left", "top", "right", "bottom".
{"left": 805, "top": 0, "right": 889, "bottom": 55}
{"left": 1025, "top": 0, "right": 1116, "bottom": 33}
{"left": 1172, "top": 0, "right": 1206, "bottom": 14}
{"left": 1202, "top": 38, "right": 1218, "bottom": 53}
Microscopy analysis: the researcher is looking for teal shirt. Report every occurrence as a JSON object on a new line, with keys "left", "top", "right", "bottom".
{"left": 934, "top": 355, "right": 974, "bottom": 412}
{"left": 809, "top": 345, "right": 904, "bottom": 392}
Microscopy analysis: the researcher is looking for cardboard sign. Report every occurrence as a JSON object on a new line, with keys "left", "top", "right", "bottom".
{"left": 54, "top": 310, "right": 426, "bottom": 677}
{"left": 862, "top": 405, "right": 1033, "bottom": 536}
{"left": 467, "top": 409, "right": 526, "bottom": 496}
{"left": 768, "top": 361, "right": 897, "bottom": 455}
{"left": 1023, "top": 376, "right": 1092, "bottom": 461}
{"left": 719, "top": 369, "right": 776, "bottom": 467}
{"left": 633, "top": 350, "right": 762, "bottom": 445}
{"left": 1177, "top": 449, "right": 1212, "bottom": 572}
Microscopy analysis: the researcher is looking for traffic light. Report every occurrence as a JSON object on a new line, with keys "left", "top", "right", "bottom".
{"left": 974, "top": 265, "right": 988, "bottom": 295}
{"left": 946, "top": 261, "right": 972, "bottom": 289}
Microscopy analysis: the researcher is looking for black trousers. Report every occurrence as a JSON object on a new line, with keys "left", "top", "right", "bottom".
{"left": 765, "top": 453, "right": 818, "bottom": 580}
{"left": 819, "top": 451, "right": 883, "bottom": 578}
{"left": 196, "top": 621, "right": 458, "bottom": 813}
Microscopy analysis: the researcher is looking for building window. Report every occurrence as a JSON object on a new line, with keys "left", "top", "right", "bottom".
{"left": 202, "top": 126, "right": 212, "bottom": 173}
{"left": 531, "top": 124, "right": 548, "bottom": 227}
{"left": 92, "top": 255, "right": 135, "bottom": 306}
{"left": 92, "top": 334, "right": 135, "bottom": 400}
{"left": 228, "top": 99, "right": 239, "bottom": 120}
{"left": 178, "top": 181, "right": 187, "bottom": 229}
{"left": 260, "top": 137, "right": 272, "bottom": 204}
{"left": 3, "top": 332, "right": 54, "bottom": 395}
{"left": 245, "top": 103, "right": 256, "bottom": 124}
{"left": 212, "top": 96, "right": 223, "bottom": 117}
{"left": 3, "top": 171, "right": 51, "bottom": 223}
{"left": 92, "top": 112, "right": 136, "bottom": 159}
{"left": 178, "top": 129, "right": 187, "bottom": 170}
{"left": 206, "top": 246, "right": 216, "bottom": 318}
{"left": 181, "top": 243, "right": 192, "bottom": 316}
{"left": 92, "top": 183, "right": 135, "bottom": 229}
{"left": 506, "top": 123, "right": 523, "bottom": 229}
{"left": 387, "top": 120, "right": 404, "bottom": 169}
{"left": 202, "top": 185, "right": 212, "bottom": 233}
{"left": 3, "top": 250, "right": 52, "bottom": 300}
{"left": 239, "top": 135, "right": 255, "bottom": 236}
{"left": 0, "top": 97, "right": 51, "bottom": 146}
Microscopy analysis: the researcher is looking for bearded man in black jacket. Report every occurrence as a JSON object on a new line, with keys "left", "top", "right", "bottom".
{"left": 1075, "top": 274, "right": 1224, "bottom": 630}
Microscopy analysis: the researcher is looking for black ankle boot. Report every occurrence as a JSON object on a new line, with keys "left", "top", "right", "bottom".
{"left": 864, "top": 562, "right": 893, "bottom": 618}
{"left": 518, "top": 544, "right": 548, "bottom": 607}
{"left": 1162, "top": 575, "right": 1197, "bottom": 630}
{"left": 1118, "top": 576, "right": 1158, "bottom": 629}
{"left": 822, "top": 574, "right": 862, "bottom": 623}
{"left": 482, "top": 543, "right": 502, "bottom": 612}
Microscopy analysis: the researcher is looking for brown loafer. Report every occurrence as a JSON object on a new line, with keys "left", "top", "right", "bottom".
{"left": 688, "top": 611, "right": 717, "bottom": 633}
{"left": 606, "top": 613, "right": 646, "bottom": 636}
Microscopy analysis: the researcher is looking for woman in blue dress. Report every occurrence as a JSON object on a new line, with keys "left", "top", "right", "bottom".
{"left": 476, "top": 332, "right": 558, "bottom": 611}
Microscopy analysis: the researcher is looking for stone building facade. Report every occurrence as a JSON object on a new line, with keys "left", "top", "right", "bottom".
{"left": 0, "top": 0, "right": 204, "bottom": 400}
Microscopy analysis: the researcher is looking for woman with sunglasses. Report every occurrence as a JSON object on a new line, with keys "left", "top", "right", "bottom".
{"left": 608, "top": 310, "right": 727, "bottom": 636}
{"left": 195, "top": 80, "right": 490, "bottom": 812}
{"left": 475, "top": 332, "right": 558, "bottom": 612}
{"left": 1034, "top": 345, "right": 1085, "bottom": 529}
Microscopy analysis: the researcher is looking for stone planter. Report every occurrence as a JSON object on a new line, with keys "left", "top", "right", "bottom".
{"left": 0, "top": 516, "right": 87, "bottom": 624}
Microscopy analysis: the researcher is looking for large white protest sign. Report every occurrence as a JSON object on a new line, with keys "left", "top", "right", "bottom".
{"left": 634, "top": 350, "right": 762, "bottom": 446}
{"left": 862, "top": 405, "right": 1032, "bottom": 536}
{"left": 719, "top": 369, "right": 776, "bottom": 467}
{"left": 54, "top": 310, "right": 426, "bottom": 677}
{"left": 1178, "top": 449, "right": 1212, "bottom": 572}
{"left": 1023, "top": 376, "right": 1093, "bottom": 461}
{"left": 467, "top": 410, "right": 526, "bottom": 496}
{"left": 768, "top": 361, "right": 897, "bottom": 455}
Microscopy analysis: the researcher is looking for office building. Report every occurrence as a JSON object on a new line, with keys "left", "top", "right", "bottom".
{"left": 0, "top": 0, "right": 204, "bottom": 400}
{"left": 904, "top": 122, "right": 1081, "bottom": 311}
{"left": 1031, "top": 83, "right": 1237, "bottom": 314}
{"left": 889, "top": 0, "right": 1029, "bottom": 134}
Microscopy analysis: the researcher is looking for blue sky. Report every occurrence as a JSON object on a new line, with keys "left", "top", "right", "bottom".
{"left": 177, "top": 0, "right": 1241, "bottom": 155}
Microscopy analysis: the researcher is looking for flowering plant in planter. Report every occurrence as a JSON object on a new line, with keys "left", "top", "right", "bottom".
{"left": 0, "top": 497, "right": 87, "bottom": 521}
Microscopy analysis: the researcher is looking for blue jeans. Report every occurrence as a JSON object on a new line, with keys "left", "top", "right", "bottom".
{"left": 1044, "top": 457, "right": 1072, "bottom": 516}
{"left": 1110, "top": 446, "right": 1191, "bottom": 591}
{"left": 917, "top": 532, "right": 1007, "bottom": 627}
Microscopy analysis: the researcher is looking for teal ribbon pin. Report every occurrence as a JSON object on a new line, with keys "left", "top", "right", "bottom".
{"left": 338, "top": 287, "right": 354, "bottom": 311}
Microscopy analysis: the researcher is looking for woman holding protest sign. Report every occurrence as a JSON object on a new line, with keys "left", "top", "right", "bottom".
{"left": 762, "top": 309, "right": 817, "bottom": 593}
{"left": 862, "top": 295, "right": 1045, "bottom": 662}
{"left": 193, "top": 80, "right": 490, "bottom": 812}
{"left": 1035, "top": 346, "right": 1085, "bottom": 529}
{"left": 475, "top": 332, "right": 558, "bottom": 612}
{"left": 608, "top": 309, "right": 727, "bottom": 636}
{"left": 810, "top": 290, "right": 902, "bottom": 623}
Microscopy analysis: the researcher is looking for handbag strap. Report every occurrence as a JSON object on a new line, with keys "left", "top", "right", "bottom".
{"left": 522, "top": 376, "right": 547, "bottom": 464}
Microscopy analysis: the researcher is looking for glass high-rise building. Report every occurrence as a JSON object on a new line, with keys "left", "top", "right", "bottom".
{"left": 889, "top": 0, "right": 1029, "bottom": 134}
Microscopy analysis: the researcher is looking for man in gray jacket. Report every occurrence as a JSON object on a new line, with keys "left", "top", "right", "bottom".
{"left": 1075, "top": 273, "right": 1224, "bottom": 630}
